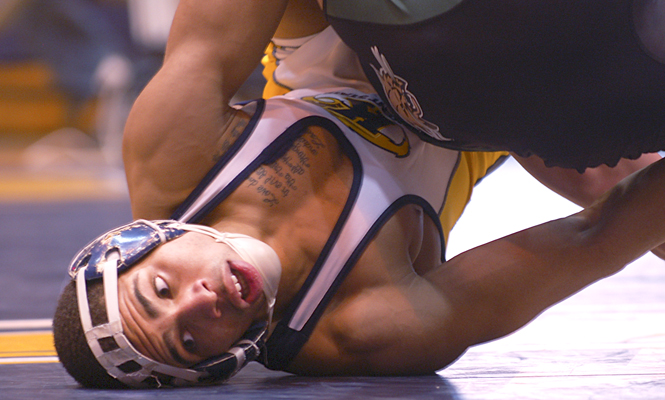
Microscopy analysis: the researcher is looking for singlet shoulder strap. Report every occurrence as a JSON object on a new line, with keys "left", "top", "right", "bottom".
{"left": 171, "top": 100, "right": 340, "bottom": 223}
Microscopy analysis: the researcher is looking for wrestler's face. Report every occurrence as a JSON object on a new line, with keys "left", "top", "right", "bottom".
{"left": 117, "top": 232, "right": 268, "bottom": 367}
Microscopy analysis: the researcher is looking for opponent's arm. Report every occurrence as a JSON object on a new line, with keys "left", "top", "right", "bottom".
{"left": 427, "top": 156, "right": 665, "bottom": 364}
{"left": 516, "top": 153, "right": 665, "bottom": 259}
{"left": 122, "top": 0, "right": 289, "bottom": 218}
{"left": 320, "top": 157, "right": 665, "bottom": 376}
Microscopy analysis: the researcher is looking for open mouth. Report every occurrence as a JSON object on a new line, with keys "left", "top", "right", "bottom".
{"left": 228, "top": 260, "right": 263, "bottom": 305}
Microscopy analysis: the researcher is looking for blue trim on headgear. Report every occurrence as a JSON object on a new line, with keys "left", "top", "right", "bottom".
{"left": 69, "top": 220, "right": 186, "bottom": 281}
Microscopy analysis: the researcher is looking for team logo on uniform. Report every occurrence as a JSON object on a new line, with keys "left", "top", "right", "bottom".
{"left": 303, "top": 93, "right": 410, "bottom": 157}
{"left": 369, "top": 46, "right": 451, "bottom": 142}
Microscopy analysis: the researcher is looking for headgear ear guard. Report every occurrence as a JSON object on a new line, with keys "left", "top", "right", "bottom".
{"left": 68, "top": 219, "right": 280, "bottom": 388}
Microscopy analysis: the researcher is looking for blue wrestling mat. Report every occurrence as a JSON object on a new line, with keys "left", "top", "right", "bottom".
{"left": 1, "top": 159, "right": 664, "bottom": 399}
{"left": 0, "top": 200, "right": 132, "bottom": 320}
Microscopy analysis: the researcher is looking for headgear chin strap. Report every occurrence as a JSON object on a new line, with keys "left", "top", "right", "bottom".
{"left": 69, "top": 219, "right": 281, "bottom": 387}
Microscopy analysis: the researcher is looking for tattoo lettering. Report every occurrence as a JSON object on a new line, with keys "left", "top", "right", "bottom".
{"left": 246, "top": 130, "right": 327, "bottom": 207}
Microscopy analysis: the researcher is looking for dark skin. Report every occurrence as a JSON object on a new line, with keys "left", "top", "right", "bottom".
{"left": 117, "top": 0, "right": 665, "bottom": 375}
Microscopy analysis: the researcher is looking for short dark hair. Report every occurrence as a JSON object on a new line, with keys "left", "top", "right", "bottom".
{"left": 52, "top": 279, "right": 127, "bottom": 389}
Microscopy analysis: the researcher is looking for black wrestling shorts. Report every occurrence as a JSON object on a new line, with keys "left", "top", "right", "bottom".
{"left": 327, "top": 0, "right": 665, "bottom": 170}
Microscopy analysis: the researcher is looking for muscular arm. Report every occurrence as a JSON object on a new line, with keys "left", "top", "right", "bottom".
{"left": 429, "top": 156, "right": 665, "bottom": 367}
{"left": 516, "top": 153, "right": 665, "bottom": 259}
{"left": 316, "top": 157, "right": 665, "bottom": 376}
{"left": 122, "top": 0, "right": 288, "bottom": 218}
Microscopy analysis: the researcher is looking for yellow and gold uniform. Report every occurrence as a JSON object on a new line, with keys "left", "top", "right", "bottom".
{"left": 261, "top": 27, "right": 507, "bottom": 245}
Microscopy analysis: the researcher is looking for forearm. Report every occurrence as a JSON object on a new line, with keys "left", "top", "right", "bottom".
{"left": 167, "top": 0, "right": 288, "bottom": 103}
{"left": 430, "top": 157, "right": 665, "bottom": 348}
{"left": 516, "top": 152, "right": 665, "bottom": 259}
{"left": 580, "top": 156, "right": 665, "bottom": 264}
{"left": 125, "top": 0, "right": 288, "bottom": 149}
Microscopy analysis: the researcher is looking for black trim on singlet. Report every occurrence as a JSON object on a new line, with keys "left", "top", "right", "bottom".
{"left": 436, "top": 151, "right": 461, "bottom": 219}
{"left": 262, "top": 117, "right": 363, "bottom": 369}
{"left": 172, "top": 112, "right": 356, "bottom": 224}
{"left": 171, "top": 99, "right": 266, "bottom": 221}
{"left": 264, "top": 195, "right": 446, "bottom": 370}
{"left": 474, "top": 154, "right": 510, "bottom": 187}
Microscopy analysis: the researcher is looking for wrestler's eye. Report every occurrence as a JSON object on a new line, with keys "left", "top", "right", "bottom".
{"left": 155, "top": 276, "right": 170, "bottom": 298}
{"left": 182, "top": 331, "right": 196, "bottom": 352}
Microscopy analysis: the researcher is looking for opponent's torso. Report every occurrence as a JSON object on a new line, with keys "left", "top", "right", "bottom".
{"left": 325, "top": 0, "right": 665, "bottom": 170}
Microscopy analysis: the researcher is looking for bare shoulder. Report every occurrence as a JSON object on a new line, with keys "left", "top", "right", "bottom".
{"left": 285, "top": 207, "right": 465, "bottom": 376}
{"left": 287, "top": 277, "right": 465, "bottom": 376}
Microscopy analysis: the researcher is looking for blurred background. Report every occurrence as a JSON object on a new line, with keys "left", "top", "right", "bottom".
{"left": 0, "top": 0, "right": 267, "bottom": 320}
{"left": 0, "top": 0, "right": 264, "bottom": 193}
{"left": 1, "top": 0, "right": 174, "bottom": 172}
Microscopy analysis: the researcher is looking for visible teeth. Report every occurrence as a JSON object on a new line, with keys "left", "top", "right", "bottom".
{"left": 231, "top": 273, "right": 243, "bottom": 295}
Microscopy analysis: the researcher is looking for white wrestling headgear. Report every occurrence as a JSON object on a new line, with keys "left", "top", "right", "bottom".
{"left": 67, "top": 219, "right": 281, "bottom": 387}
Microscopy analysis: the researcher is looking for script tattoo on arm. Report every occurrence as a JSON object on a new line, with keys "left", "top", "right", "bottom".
{"left": 213, "top": 117, "right": 249, "bottom": 162}
{"left": 247, "top": 129, "right": 326, "bottom": 207}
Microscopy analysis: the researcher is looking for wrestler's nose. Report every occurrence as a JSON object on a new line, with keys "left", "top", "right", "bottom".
{"left": 178, "top": 280, "right": 220, "bottom": 319}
